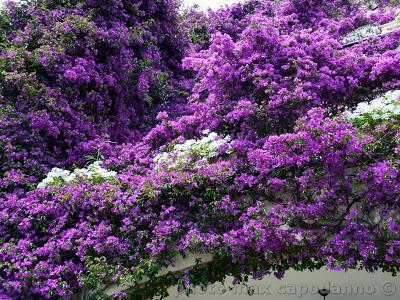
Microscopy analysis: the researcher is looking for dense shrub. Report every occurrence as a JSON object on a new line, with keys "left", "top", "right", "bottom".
{"left": 0, "top": 0, "right": 400, "bottom": 299}
{"left": 0, "top": 0, "right": 187, "bottom": 194}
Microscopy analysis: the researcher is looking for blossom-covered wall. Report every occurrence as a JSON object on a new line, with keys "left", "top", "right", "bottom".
{"left": 0, "top": 0, "right": 400, "bottom": 299}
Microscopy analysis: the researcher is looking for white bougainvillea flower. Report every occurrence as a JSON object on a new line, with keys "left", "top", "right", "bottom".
{"left": 154, "top": 131, "right": 232, "bottom": 169}
{"left": 345, "top": 90, "right": 400, "bottom": 126}
{"left": 38, "top": 161, "right": 117, "bottom": 188}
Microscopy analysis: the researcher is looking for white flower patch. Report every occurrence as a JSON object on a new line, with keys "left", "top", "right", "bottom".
{"left": 396, "top": 8, "right": 400, "bottom": 22}
{"left": 345, "top": 90, "right": 400, "bottom": 126}
{"left": 38, "top": 161, "right": 117, "bottom": 188}
{"left": 154, "top": 130, "right": 232, "bottom": 168}
{"left": 339, "top": 23, "right": 381, "bottom": 46}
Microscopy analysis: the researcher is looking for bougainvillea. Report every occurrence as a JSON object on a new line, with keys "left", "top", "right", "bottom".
{"left": 1, "top": 0, "right": 400, "bottom": 299}
{"left": 0, "top": 0, "right": 187, "bottom": 195}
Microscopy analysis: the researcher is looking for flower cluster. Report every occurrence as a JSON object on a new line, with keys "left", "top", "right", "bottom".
{"left": 154, "top": 130, "right": 231, "bottom": 168}
{"left": 345, "top": 89, "right": 400, "bottom": 126}
{"left": 37, "top": 161, "right": 117, "bottom": 188}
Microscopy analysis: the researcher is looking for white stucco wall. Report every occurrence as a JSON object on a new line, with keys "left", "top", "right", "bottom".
{"left": 166, "top": 269, "right": 400, "bottom": 300}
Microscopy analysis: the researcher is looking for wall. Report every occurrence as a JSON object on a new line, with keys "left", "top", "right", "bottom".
{"left": 166, "top": 269, "right": 400, "bottom": 300}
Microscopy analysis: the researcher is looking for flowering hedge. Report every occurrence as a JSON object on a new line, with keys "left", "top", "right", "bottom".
{"left": 1, "top": 0, "right": 400, "bottom": 299}
{"left": 0, "top": 0, "right": 187, "bottom": 195}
